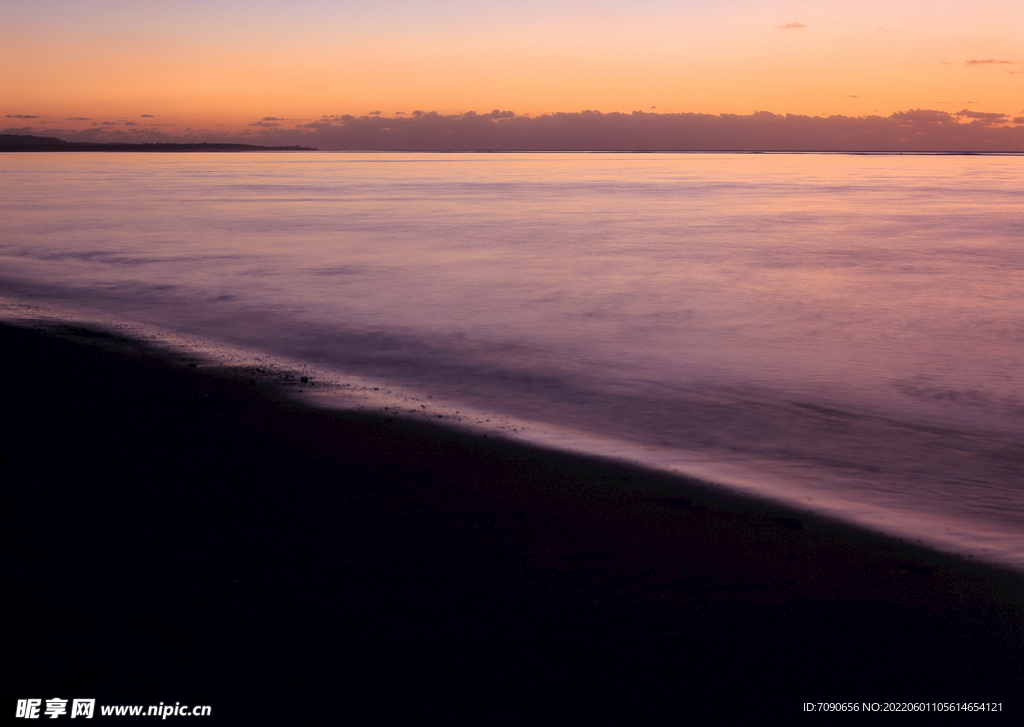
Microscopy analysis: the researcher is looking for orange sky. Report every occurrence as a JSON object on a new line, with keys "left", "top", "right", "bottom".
{"left": 3, "top": 0, "right": 1022, "bottom": 140}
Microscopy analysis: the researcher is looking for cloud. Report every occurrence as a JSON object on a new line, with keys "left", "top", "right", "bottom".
{"left": 60, "top": 125, "right": 182, "bottom": 144}
{"left": 32, "top": 108, "right": 1024, "bottom": 152}
{"left": 1013, "top": 117, "right": 1024, "bottom": 124}
{"left": 965, "top": 59, "right": 1014, "bottom": 65}
{"left": 6, "top": 114, "right": 40, "bottom": 119}
{"left": 263, "top": 108, "right": 1024, "bottom": 152}
{"left": 891, "top": 109, "right": 955, "bottom": 126}
{"left": 250, "top": 116, "right": 308, "bottom": 127}
{"left": 65, "top": 117, "right": 91, "bottom": 121}
{"left": 955, "top": 109, "right": 1009, "bottom": 124}
{"left": 141, "top": 114, "right": 155, "bottom": 118}
{"left": 251, "top": 117, "right": 286, "bottom": 127}
{"left": 778, "top": 23, "right": 806, "bottom": 30}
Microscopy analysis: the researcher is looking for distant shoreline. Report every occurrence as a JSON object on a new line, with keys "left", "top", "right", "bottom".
{"left": 0, "top": 134, "right": 317, "bottom": 152}
{"left": 4, "top": 133, "right": 1024, "bottom": 154}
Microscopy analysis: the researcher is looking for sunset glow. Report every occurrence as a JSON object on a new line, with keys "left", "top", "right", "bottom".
{"left": 3, "top": 0, "right": 1023, "bottom": 147}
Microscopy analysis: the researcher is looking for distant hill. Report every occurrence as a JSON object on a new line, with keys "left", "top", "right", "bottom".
{"left": 0, "top": 134, "right": 316, "bottom": 152}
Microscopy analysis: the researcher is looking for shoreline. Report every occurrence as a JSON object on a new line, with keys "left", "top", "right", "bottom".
{"left": 4, "top": 135, "right": 1024, "bottom": 155}
{"left": 5, "top": 297, "right": 1020, "bottom": 572}
{"left": 2, "top": 321, "right": 1021, "bottom": 721}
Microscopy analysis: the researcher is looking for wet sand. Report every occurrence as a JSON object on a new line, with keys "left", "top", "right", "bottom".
{"left": 1, "top": 322, "right": 1021, "bottom": 723}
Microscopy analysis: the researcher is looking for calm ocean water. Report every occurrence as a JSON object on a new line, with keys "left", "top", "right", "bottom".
{"left": 2, "top": 152, "right": 1023, "bottom": 567}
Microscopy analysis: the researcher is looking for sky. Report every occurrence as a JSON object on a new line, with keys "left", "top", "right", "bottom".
{"left": 2, "top": 0, "right": 1023, "bottom": 148}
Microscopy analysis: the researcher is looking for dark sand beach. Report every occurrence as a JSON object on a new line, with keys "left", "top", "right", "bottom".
{"left": 2, "top": 322, "right": 1021, "bottom": 722}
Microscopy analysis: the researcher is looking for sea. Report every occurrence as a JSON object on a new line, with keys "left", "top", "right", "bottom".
{"left": 2, "top": 151, "right": 1022, "bottom": 569}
